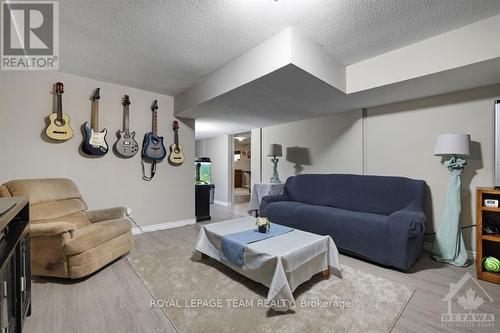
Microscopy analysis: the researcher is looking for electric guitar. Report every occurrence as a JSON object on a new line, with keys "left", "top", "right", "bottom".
{"left": 45, "top": 82, "right": 73, "bottom": 141}
{"left": 82, "top": 88, "right": 109, "bottom": 156}
{"left": 168, "top": 120, "right": 185, "bottom": 165}
{"left": 142, "top": 100, "right": 166, "bottom": 162}
{"left": 114, "top": 95, "right": 139, "bottom": 158}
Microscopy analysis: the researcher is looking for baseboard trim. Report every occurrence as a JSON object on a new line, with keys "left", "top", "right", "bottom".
{"left": 131, "top": 218, "right": 196, "bottom": 235}
{"left": 423, "top": 241, "right": 476, "bottom": 262}
{"left": 213, "top": 200, "right": 231, "bottom": 207}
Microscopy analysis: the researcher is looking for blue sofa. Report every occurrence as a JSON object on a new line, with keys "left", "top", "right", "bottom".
{"left": 260, "top": 174, "right": 427, "bottom": 270}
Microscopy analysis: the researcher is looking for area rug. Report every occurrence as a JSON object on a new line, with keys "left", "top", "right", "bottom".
{"left": 128, "top": 245, "right": 414, "bottom": 333}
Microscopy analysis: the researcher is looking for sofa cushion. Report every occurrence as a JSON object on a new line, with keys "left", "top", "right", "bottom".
{"left": 68, "top": 231, "right": 132, "bottom": 267}
{"left": 2, "top": 178, "right": 85, "bottom": 205}
{"left": 1, "top": 178, "right": 88, "bottom": 221}
{"left": 30, "top": 222, "right": 76, "bottom": 237}
{"left": 64, "top": 219, "right": 131, "bottom": 255}
{"left": 0, "top": 185, "right": 11, "bottom": 198}
{"left": 68, "top": 233, "right": 133, "bottom": 279}
{"left": 284, "top": 174, "right": 425, "bottom": 215}
{"left": 264, "top": 201, "right": 391, "bottom": 260}
{"left": 32, "top": 210, "right": 91, "bottom": 228}
{"left": 31, "top": 202, "right": 89, "bottom": 225}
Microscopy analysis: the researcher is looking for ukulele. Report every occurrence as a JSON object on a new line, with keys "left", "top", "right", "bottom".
{"left": 142, "top": 100, "right": 166, "bottom": 162}
{"left": 114, "top": 95, "right": 139, "bottom": 158}
{"left": 45, "top": 82, "right": 73, "bottom": 141}
{"left": 168, "top": 120, "right": 184, "bottom": 166}
{"left": 82, "top": 88, "right": 109, "bottom": 156}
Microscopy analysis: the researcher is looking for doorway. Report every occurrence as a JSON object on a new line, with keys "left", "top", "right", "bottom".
{"left": 232, "top": 132, "right": 251, "bottom": 214}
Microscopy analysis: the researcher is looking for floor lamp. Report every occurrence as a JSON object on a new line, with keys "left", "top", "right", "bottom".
{"left": 431, "top": 133, "right": 471, "bottom": 266}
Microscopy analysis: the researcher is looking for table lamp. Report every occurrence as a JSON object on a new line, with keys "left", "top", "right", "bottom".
{"left": 431, "top": 133, "right": 470, "bottom": 266}
{"left": 267, "top": 144, "right": 282, "bottom": 183}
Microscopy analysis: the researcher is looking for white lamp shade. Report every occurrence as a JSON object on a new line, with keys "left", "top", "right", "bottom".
{"left": 267, "top": 143, "right": 282, "bottom": 157}
{"left": 434, "top": 133, "right": 470, "bottom": 156}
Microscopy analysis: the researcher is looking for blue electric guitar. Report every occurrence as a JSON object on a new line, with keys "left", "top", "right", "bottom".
{"left": 142, "top": 100, "right": 166, "bottom": 162}
{"left": 82, "top": 88, "right": 108, "bottom": 156}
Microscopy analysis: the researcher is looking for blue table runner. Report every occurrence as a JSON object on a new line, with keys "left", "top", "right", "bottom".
{"left": 220, "top": 224, "right": 294, "bottom": 267}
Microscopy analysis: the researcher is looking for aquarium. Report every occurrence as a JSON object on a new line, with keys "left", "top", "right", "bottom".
{"left": 195, "top": 157, "right": 212, "bottom": 185}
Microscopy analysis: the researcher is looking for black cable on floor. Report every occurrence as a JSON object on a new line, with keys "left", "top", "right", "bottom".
{"left": 424, "top": 224, "right": 476, "bottom": 236}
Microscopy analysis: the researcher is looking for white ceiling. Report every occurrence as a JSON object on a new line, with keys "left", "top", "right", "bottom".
{"left": 234, "top": 132, "right": 251, "bottom": 144}
{"left": 59, "top": 0, "right": 500, "bottom": 96}
{"left": 190, "top": 58, "right": 500, "bottom": 138}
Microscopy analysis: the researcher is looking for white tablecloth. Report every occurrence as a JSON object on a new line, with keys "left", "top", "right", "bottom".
{"left": 247, "top": 183, "right": 285, "bottom": 213}
{"left": 194, "top": 216, "right": 342, "bottom": 311}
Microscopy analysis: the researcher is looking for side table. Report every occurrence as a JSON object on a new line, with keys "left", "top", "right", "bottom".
{"left": 247, "top": 183, "right": 285, "bottom": 216}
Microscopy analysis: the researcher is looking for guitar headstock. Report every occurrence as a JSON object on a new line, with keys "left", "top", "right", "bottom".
{"left": 91, "top": 88, "right": 100, "bottom": 101}
{"left": 54, "top": 82, "right": 64, "bottom": 95}
{"left": 173, "top": 120, "right": 179, "bottom": 131}
{"left": 122, "top": 95, "right": 130, "bottom": 106}
{"left": 151, "top": 100, "right": 158, "bottom": 112}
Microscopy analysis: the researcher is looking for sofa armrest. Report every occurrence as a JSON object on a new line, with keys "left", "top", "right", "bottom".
{"left": 30, "top": 222, "right": 76, "bottom": 237}
{"left": 387, "top": 205, "right": 427, "bottom": 270}
{"left": 388, "top": 205, "right": 426, "bottom": 238}
{"left": 86, "top": 207, "right": 126, "bottom": 223}
{"left": 260, "top": 194, "right": 288, "bottom": 214}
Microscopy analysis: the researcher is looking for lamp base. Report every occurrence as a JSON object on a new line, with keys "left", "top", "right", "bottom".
{"left": 431, "top": 156, "right": 468, "bottom": 267}
{"left": 270, "top": 157, "right": 281, "bottom": 184}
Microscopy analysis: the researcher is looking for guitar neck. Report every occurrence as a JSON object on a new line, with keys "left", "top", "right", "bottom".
{"left": 91, "top": 100, "right": 99, "bottom": 131}
{"left": 152, "top": 110, "right": 158, "bottom": 136}
{"left": 174, "top": 129, "right": 179, "bottom": 146}
{"left": 56, "top": 95, "right": 63, "bottom": 121}
{"left": 123, "top": 105, "right": 130, "bottom": 135}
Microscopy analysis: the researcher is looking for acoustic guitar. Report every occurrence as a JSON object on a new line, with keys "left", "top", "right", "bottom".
{"left": 142, "top": 100, "right": 166, "bottom": 162}
{"left": 114, "top": 95, "right": 139, "bottom": 158}
{"left": 168, "top": 120, "right": 184, "bottom": 165}
{"left": 82, "top": 88, "right": 109, "bottom": 156}
{"left": 45, "top": 82, "right": 73, "bottom": 141}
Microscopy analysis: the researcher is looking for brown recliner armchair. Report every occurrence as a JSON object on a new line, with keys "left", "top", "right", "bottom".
{"left": 0, "top": 178, "right": 133, "bottom": 279}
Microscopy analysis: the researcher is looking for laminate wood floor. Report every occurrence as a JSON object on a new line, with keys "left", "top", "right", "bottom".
{"left": 24, "top": 205, "right": 500, "bottom": 333}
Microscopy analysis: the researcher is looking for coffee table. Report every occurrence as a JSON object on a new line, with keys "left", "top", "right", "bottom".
{"left": 194, "top": 216, "right": 342, "bottom": 312}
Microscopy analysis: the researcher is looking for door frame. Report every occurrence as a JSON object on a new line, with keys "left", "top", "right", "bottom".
{"left": 230, "top": 132, "right": 252, "bottom": 208}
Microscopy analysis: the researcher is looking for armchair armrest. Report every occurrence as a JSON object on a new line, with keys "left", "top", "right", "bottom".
{"left": 30, "top": 222, "right": 76, "bottom": 237}
{"left": 260, "top": 194, "right": 289, "bottom": 214}
{"left": 86, "top": 207, "right": 126, "bottom": 223}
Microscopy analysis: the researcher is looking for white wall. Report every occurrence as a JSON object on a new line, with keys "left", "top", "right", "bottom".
{"left": 251, "top": 129, "right": 262, "bottom": 187}
{"left": 347, "top": 15, "right": 500, "bottom": 93}
{"left": 364, "top": 85, "right": 497, "bottom": 251}
{"left": 253, "top": 84, "right": 500, "bottom": 252}
{"left": 254, "top": 110, "right": 363, "bottom": 183}
{"left": 0, "top": 71, "right": 195, "bottom": 227}
{"left": 195, "top": 134, "right": 232, "bottom": 204}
